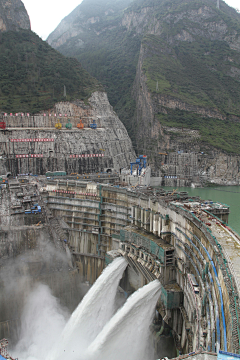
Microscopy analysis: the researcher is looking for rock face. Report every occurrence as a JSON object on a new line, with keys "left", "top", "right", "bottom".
{"left": 46, "top": 0, "right": 140, "bottom": 143}
{"left": 46, "top": 0, "right": 240, "bottom": 185}
{"left": 128, "top": 0, "right": 240, "bottom": 185}
{"left": 0, "top": 0, "right": 30, "bottom": 32}
{"left": 0, "top": 92, "right": 136, "bottom": 176}
{"left": 47, "top": 0, "right": 133, "bottom": 49}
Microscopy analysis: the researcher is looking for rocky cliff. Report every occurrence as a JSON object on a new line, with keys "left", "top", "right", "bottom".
{"left": 0, "top": 92, "right": 136, "bottom": 176}
{"left": 129, "top": 0, "right": 240, "bottom": 184}
{"left": 131, "top": 0, "right": 240, "bottom": 150}
{"left": 0, "top": 0, "right": 30, "bottom": 32}
{"left": 47, "top": 0, "right": 134, "bottom": 49}
{"left": 47, "top": 0, "right": 140, "bottom": 140}
{"left": 47, "top": 0, "right": 240, "bottom": 184}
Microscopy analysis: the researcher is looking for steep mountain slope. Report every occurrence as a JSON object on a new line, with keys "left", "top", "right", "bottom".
{"left": 0, "top": 0, "right": 30, "bottom": 32}
{"left": 47, "top": 0, "right": 140, "bottom": 140}
{"left": 0, "top": 0, "right": 102, "bottom": 114}
{"left": 0, "top": 30, "right": 102, "bottom": 113}
{"left": 130, "top": 0, "right": 240, "bottom": 158}
{"left": 0, "top": 0, "right": 136, "bottom": 177}
{"left": 48, "top": 0, "right": 240, "bottom": 158}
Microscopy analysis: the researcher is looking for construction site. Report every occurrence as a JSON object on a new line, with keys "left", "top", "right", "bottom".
{"left": 0, "top": 95, "right": 240, "bottom": 360}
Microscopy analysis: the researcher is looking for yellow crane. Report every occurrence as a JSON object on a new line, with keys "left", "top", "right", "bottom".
{"left": 55, "top": 119, "right": 62, "bottom": 130}
{"left": 171, "top": 188, "right": 178, "bottom": 196}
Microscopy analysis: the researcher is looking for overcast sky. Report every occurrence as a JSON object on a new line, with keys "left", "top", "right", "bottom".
{"left": 22, "top": 0, "right": 240, "bottom": 40}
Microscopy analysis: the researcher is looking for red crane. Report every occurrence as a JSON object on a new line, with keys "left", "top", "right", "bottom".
{"left": 0, "top": 121, "right": 6, "bottom": 130}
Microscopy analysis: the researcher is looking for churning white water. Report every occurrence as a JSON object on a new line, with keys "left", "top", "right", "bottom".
{"left": 46, "top": 256, "right": 128, "bottom": 360}
{"left": 13, "top": 284, "right": 69, "bottom": 360}
{"left": 13, "top": 258, "right": 161, "bottom": 360}
{"left": 87, "top": 279, "right": 161, "bottom": 360}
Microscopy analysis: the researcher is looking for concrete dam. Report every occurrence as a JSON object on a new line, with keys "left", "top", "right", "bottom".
{"left": 0, "top": 91, "right": 240, "bottom": 357}
{"left": 42, "top": 180, "right": 240, "bottom": 356}
{"left": 0, "top": 176, "right": 240, "bottom": 357}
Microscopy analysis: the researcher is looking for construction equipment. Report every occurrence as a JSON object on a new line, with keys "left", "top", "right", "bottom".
{"left": 77, "top": 119, "right": 84, "bottom": 129}
{"left": 31, "top": 205, "right": 41, "bottom": 214}
{"left": 130, "top": 155, "right": 147, "bottom": 176}
{"left": 171, "top": 189, "right": 178, "bottom": 196}
{"left": 55, "top": 119, "right": 62, "bottom": 130}
{"left": 0, "top": 121, "right": 6, "bottom": 130}
{"left": 65, "top": 119, "right": 72, "bottom": 130}
{"left": 90, "top": 119, "right": 97, "bottom": 129}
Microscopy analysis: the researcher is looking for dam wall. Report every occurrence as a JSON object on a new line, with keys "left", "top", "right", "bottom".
{"left": 44, "top": 179, "right": 240, "bottom": 354}
{"left": 0, "top": 179, "right": 92, "bottom": 343}
{"left": 0, "top": 174, "right": 239, "bottom": 354}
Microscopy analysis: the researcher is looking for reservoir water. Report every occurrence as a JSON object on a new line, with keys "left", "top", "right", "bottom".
{"left": 163, "top": 186, "right": 240, "bottom": 235}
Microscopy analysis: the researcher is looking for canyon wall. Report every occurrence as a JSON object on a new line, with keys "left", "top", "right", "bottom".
{"left": 0, "top": 0, "right": 30, "bottom": 32}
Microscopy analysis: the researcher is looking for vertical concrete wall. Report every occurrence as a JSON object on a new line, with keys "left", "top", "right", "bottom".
{"left": 75, "top": 254, "right": 104, "bottom": 284}
{"left": 44, "top": 181, "right": 240, "bottom": 353}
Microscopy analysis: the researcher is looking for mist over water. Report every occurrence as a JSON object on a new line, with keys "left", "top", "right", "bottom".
{"left": 47, "top": 257, "right": 128, "bottom": 360}
{"left": 12, "top": 258, "right": 161, "bottom": 360}
{"left": 12, "top": 284, "right": 69, "bottom": 360}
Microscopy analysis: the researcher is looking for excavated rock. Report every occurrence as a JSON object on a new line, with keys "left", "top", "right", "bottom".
{"left": 0, "top": 92, "right": 135, "bottom": 176}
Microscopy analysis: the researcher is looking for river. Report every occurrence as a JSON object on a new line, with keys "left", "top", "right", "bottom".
{"left": 163, "top": 186, "right": 240, "bottom": 235}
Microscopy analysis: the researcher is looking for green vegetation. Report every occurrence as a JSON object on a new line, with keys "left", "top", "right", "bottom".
{"left": 137, "top": 0, "right": 240, "bottom": 154}
{"left": 143, "top": 35, "right": 240, "bottom": 115}
{"left": 157, "top": 108, "right": 240, "bottom": 154}
{"left": 51, "top": 0, "right": 240, "bottom": 153}
{"left": 75, "top": 31, "right": 141, "bottom": 140}
{"left": 0, "top": 30, "right": 102, "bottom": 113}
{"left": 53, "top": 0, "right": 140, "bottom": 139}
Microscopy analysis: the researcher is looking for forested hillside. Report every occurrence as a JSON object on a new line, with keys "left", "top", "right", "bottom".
{"left": 0, "top": 30, "right": 102, "bottom": 113}
{"left": 47, "top": 0, "right": 140, "bottom": 139}
{"left": 48, "top": 0, "right": 240, "bottom": 155}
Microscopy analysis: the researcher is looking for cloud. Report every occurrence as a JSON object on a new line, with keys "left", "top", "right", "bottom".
{"left": 22, "top": 1, "right": 83, "bottom": 39}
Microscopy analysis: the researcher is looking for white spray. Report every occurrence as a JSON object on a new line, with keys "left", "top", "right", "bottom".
{"left": 47, "top": 256, "right": 128, "bottom": 360}
{"left": 12, "top": 284, "right": 69, "bottom": 360}
{"left": 87, "top": 279, "right": 161, "bottom": 360}
{"left": 12, "top": 259, "right": 161, "bottom": 360}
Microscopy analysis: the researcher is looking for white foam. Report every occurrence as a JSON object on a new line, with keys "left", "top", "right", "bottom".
{"left": 47, "top": 257, "right": 128, "bottom": 360}
{"left": 87, "top": 279, "right": 161, "bottom": 360}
